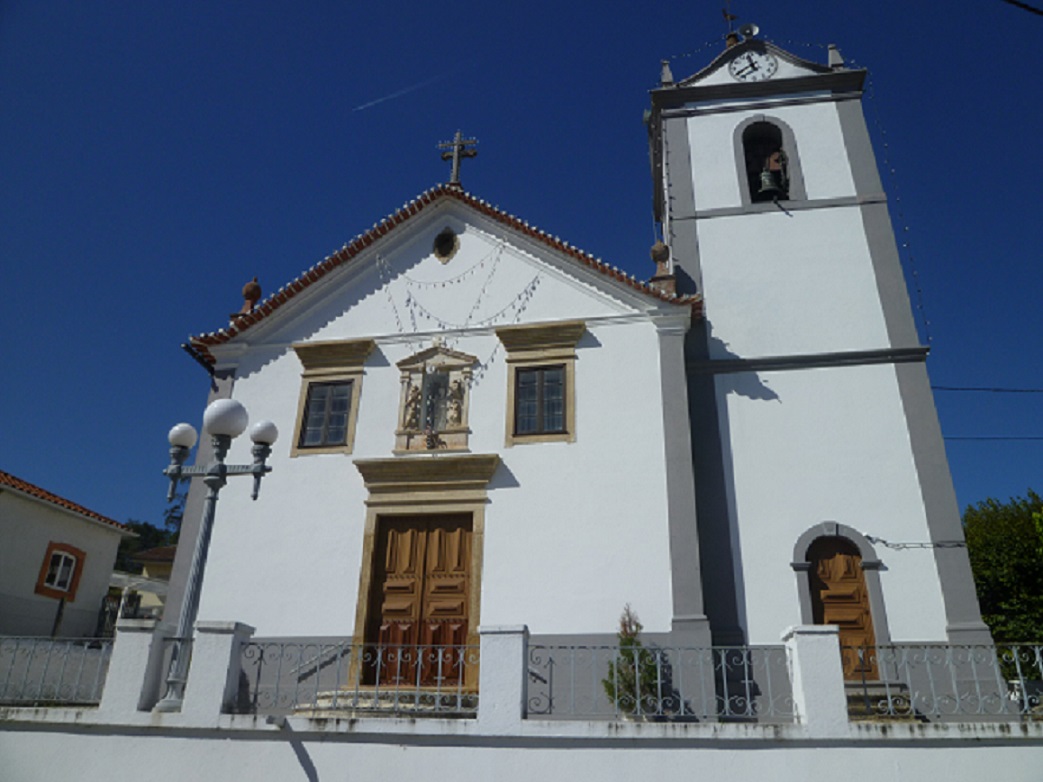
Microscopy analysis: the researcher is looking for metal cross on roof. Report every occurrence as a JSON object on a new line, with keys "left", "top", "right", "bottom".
{"left": 438, "top": 131, "right": 478, "bottom": 185}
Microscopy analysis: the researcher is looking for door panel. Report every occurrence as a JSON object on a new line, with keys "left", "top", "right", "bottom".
{"left": 367, "top": 515, "right": 472, "bottom": 686}
{"left": 808, "top": 537, "right": 878, "bottom": 680}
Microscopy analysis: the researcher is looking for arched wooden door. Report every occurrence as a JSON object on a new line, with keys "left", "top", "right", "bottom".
{"left": 807, "top": 537, "right": 878, "bottom": 680}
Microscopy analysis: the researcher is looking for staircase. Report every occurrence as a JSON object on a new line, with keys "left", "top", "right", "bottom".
{"left": 845, "top": 682, "right": 925, "bottom": 722}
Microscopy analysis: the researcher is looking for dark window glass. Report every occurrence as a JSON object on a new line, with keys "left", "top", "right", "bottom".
{"left": 515, "top": 366, "right": 565, "bottom": 435}
{"left": 299, "top": 381, "right": 353, "bottom": 447}
{"left": 742, "top": 121, "right": 788, "bottom": 202}
{"left": 422, "top": 371, "right": 449, "bottom": 431}
{"left": 45, "top": 552, "right": 76, "bottom": 591}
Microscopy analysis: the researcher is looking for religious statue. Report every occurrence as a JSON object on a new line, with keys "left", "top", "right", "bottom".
{"left": 446, "top": 378, "right": 465, "bottom": 427}
{"left": 403, "top": 384, "right": 422, "bottom": 430}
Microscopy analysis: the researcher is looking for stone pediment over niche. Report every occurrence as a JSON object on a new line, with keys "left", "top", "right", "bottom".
{"left": 395, "top": 341, "right": 477, "bottom": 453}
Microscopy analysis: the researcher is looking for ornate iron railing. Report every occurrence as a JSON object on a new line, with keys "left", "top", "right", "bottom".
{"left": 0, "top": 637, "right": 113, "bottom": 706}
{"left": 233, "top": 639, "right": 480, "bottom": 717}
{"left": 526, "top": 644, "right": 794, "bottom": 722}
{"left": 842, "top": 644, "right": 1043, "bottom": 721}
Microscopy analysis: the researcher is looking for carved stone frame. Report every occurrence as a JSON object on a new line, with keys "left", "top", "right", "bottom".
{"left": 351, "top": 454, "right": 500, "bottom": 690}
{"left": 791, "top": 521, "right": 892, "bottom": 646}
{"left": 496, "top": 320, "right": 585, "bottom": 446}
{"left": 290, "top": 339, "right": 375, "bottom": 457}
{"left": 394, "top": 345, "right": 476, "bottom": 453}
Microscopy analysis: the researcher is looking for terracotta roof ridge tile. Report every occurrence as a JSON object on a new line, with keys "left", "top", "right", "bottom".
{"left": 0, "top": 469, "right": 128, "bottom": 532}
{"left": 187, "top": 183, "right": 702, "bottom": 363}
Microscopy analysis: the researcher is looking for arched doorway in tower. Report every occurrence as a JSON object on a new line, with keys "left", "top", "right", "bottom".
{"left": 807, "top": 536, "right": 878, "bottom": 680}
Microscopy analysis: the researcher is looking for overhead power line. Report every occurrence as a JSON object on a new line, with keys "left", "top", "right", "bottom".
{"left": 945, "top": 436, "right": 1043, "bottom": 441}
{"left": 933, "top": 386, "right": 1043, "bottom": 393}
{"left": 1000, "top": 0, "right": 1043, "bottom": 17}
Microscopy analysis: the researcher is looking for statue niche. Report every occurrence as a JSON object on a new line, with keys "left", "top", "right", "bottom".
{"left": 395, "top": 343, "right": 476, "bottom": 452}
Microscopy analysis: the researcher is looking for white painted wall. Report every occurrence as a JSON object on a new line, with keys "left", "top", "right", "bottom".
{"left": 716, "top": 364, "right": 948, "bottom": 643}
{"left": 0, "top": 492, "right": 124, "bottom": 637}
{"left": 697, "top": 208, "right": 890, "bottom": 358}
{"left": 195, "top": 205, "right": 684, "bottom": 638}
{"left": 3, "top": 722, "right": 1041, "bottom": 782}
{"left": 686, "top": 100, "right": 856, "bottom": 212}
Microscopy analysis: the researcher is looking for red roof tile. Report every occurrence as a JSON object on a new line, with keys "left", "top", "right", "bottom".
{"left": 0, "top": 470, "right": 129, "bottom": 532}
{"left": 188, "top": 184, "right": 702, "bottom": 364}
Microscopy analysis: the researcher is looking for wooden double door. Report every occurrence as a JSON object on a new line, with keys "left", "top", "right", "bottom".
{"left": 365, "top": 514, "right": 473, "bottom": 686}
{"left": 808, "top": 537, "right": 878, "bottom": 680}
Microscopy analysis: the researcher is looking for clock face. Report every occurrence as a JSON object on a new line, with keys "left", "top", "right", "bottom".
{"left": 728, "top": 51, "right": 778, "bottom": 82}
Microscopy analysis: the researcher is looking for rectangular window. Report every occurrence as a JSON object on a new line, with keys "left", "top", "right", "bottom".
{"left": 515, "top": 365, "right": 565, "bottom": 435}
{"left": 45, "top": 552, "right": 77, "bottom": 592}
{"left": 299, "top": 380, "right": 353, "bottom": 448}
{"left": 35, "top": 542, "right": 87, "bottom": 601}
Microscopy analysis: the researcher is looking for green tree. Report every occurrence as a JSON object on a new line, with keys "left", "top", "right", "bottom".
{"left": 964, "top": 490, "right": 1043, "bottom": 642}
{"left": 602, "top": 605, "right": 662, "bottom": 715}
{"left": 114, "top": 520, "right": 172, "bottom": 574}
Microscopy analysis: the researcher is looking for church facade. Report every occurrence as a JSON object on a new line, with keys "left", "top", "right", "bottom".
{"left": 176, "top": 183, "right": 709, "bottom": 651}
{"left": 164, "top": 36, "right": 988, "bottom": 666}
{"left": 5, "top": 33, "right": 1036, "bottom": 782}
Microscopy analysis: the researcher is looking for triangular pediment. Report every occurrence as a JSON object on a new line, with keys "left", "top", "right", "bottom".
{"left": 675, "top": 39, "right": 834, "bottom": 88}
{"left": 396, "top": 344, "right": 477, "bottom": 372}
{"left": 189, "top": 185, "right": 700, "bottom": 367}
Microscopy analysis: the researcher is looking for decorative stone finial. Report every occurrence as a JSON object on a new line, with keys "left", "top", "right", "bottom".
{"left": 828, "top": 44, "right": 845, "bottom": 69}
{"left": 648, "top": 241, "right": 676, "bottom": 296}
{"left": 660, "top": 60, "right": 674, "bottom": 87}
{"left": 231, "top": 277, "right": 262, "bottom": 320}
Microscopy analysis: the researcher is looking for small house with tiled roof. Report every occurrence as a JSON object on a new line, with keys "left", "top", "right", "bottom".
{"left": 168, "top": 181, "right": 713, "bottom": 651}
{"left": 0, "top": 470, "right": 132, "bottom": 637}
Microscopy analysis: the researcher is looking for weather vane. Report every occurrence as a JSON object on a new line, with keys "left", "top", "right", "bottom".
{"left": 722, "top": 0, "right": 738, "bottom": 33}
{"left": 438, "top": 130, "right": 478, "bottom": 186}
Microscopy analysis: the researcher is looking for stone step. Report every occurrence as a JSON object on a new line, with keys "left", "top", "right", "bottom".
{"left": 293, "top": 687, "right": 479, "bottom": 718}
{"left": 845, "top": 682, "right": 925, "bottom": 722}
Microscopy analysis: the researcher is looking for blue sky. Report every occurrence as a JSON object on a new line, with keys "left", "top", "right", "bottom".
{"left": 1, "top": 1, "right": 1040, "bottom": 527}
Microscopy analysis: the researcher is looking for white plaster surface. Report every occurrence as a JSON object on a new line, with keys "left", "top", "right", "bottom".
{"left": 2, "top": 719, "right": 1042, "bottom": 782}
{"left": 687, "top": 53, "right": 827, "bottom": 88}
{"left": 716, "top": 363, "right": 949, "bottom": 643}
{"left": 686, "top": 101, "right": 856, "bottom": 212}
{"left": 697, "top": 207, "right": 889, "bottom": 358}
{"left": 193, "top": 204, "right": 684, "bottom": 638}
{"left": 0, "top": 491, "right": 124, "bottom": 637}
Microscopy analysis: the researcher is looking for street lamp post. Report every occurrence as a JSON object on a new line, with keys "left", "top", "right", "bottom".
{"left": 153, "top": 399, "right": 278, "bottom": 713}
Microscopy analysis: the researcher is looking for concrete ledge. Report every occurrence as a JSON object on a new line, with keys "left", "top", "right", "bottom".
{"left": 5, "top": 705, "right": 1043, "bottom": 744}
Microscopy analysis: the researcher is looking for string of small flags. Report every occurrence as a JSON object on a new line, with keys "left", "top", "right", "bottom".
{"left": 374, "top": 246, "right": 542, "bottom": 389}
{"left": 375, "top": 252, "right": 422, "bottom": 354}
{"left": 392, "top": 241, "right": 505, "bottom": 289}
{"left": 405, "top": 274, "right": 542, "bottom": 332}
{"left": 848, "top": 59, "right": 933, "bottom": 345}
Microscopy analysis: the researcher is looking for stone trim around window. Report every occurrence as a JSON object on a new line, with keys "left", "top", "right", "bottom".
{"left": 496, "top": 320, "right": 585, "bottom": 446}
{"left": 35, "top": 541, "right": 87, "bottom": 602}
{"left": 290, "top": 339, "right": 375, "bottom": 457}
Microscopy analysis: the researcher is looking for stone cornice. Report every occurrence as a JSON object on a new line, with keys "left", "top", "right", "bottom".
{"left": 293, "top": 339, "right": 376, "bottom": 371}
{"left": 495, "top": 321, "right": 586, "bottom": 353}
{"left": 354, "top": 454, "right": 501, "bottom": 496}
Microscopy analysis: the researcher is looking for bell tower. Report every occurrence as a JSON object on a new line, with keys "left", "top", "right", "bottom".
{"left": 649, "top": 32, "right": 991, "bottom": 647}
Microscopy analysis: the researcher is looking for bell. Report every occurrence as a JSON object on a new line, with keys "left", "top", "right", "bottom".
{"left": 757, "top": 170, "right": 784, "bottom": 198}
